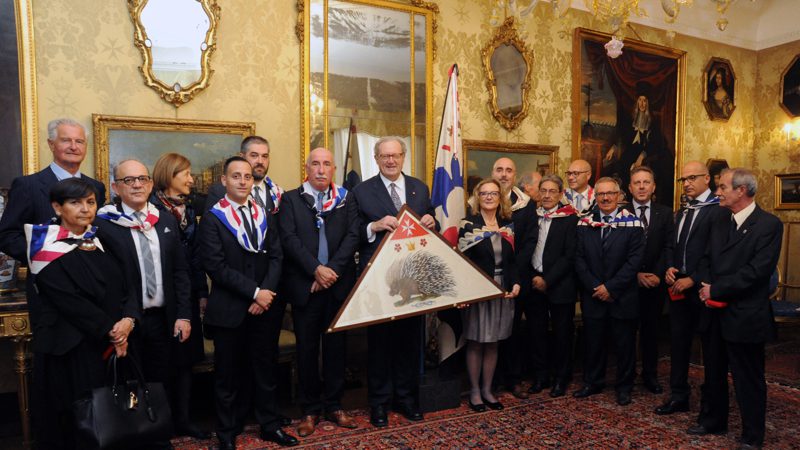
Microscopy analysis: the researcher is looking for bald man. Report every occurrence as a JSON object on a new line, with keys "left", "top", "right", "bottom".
{"left": 564, "top": 159, "right": 595, "bottom": 215}
{"left": 491, "top": 158, "right": 539, "bottom": 398}
{"left": 519, "top": 171, "right": 543, "bottom": 204}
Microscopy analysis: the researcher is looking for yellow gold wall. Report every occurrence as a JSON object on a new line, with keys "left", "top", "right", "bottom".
{"left": 31, "top": 0, "right": 798, "bottom": 217}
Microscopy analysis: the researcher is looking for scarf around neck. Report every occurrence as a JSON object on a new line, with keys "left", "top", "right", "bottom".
{"left": 211, "top": 197, "right": 268, "bottom": 253}
{"left": 25, "top": 224, "right": 102, "bottom": 274}
{"left": 301, "top": 182, "right": 348, "bottom": 229}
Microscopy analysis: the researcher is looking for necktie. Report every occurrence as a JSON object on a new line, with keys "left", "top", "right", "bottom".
{"left": 238, "top": 206, "right": 257, "bottom": 247}
{"left": 389, "top": 182, "right": 403, "bottom": 211}
{"left": 252, "top": 185, "right": 266, "bottom": 210}
{"left": 317, "top": 192, "right": 329, "bottom": 265}
{"left": 601, "top": 215, "right": 612, "bottom": 241}
{"left": 575, "top": 193, "right": 584, "bottom": 211}
{"left": 677, "top": 199, "right": 699, "bottom": 272}
{"left": 728, "top": 215, "right": 738, "bottom": 243}
{"left": 638, "top": 205, "right": 649, "bottom": 238}
{"left": 135, "top": 212, "right": 157, "bottom": 299}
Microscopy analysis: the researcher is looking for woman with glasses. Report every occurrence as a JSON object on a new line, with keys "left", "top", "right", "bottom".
{"left": 149, "top": 153, "right": 211, "bottom": 439}
{"left": 458, "top": 178, "right": 521, "bottom": 412}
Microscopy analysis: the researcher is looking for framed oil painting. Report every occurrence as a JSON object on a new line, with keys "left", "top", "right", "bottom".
{"left": 93, "top": 114, "right": 255, "bottom": 203}
{"left": 706, "top": 158, "right": 729, "bottom": 192}
{"left": 463, "top": 139, "right": 558, "bottom": 195}
{"left": 703, "top": 57, "right": 736, "bottom": 121}
{"left": 572, "top": 28, "right": 686, "bottom": 209}
{"left": 775, "top": 173, "right": 800, "bottom": 210}
{"left": 781, "top": 54, "right": 800, "bottom": 118}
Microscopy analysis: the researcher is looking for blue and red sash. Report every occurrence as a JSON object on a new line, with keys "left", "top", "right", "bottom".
{"left": 264, "top": 177, "right": 284, "bottom": 213}
{"left": 97, "top": 203, "right": 160, "bottom": 233}
{"left": 578, "top": 208, "right": 642, "bottom": 229}
{"left": 211, "top": 197, "right": 268, "bottom": 253}
{"left": 25, "top": 224, "right": 102, "bottom": 274}
{"left": 458, "top": 221, "right": 515, "bottom": 253}
{"left": 302, "top": 182, "right": 348, "bottom": 229}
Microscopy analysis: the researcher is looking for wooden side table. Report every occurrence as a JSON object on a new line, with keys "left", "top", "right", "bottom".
{"left": 0, "top": 291, "right": 32, "bottom": 449}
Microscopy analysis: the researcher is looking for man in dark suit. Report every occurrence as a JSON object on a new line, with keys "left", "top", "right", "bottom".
{"left": 692, "top": 168, "right": 782, "bottom": 449}
{"left": 564, "top": 159, "right": 595, "bottom": 216}
{"left": 491, "top": 157, "right": 539, "bottom": 398}
{"left": 199, "top": 156, "right": 296, "bottom": 449}
{"left": 352, "top": 136, "right": 436, "bottom": 428}
{"left": 278, "top": 148, "right": 360, "bottom": 436}
{"left": 206, "top": 135, "right": 282, "bottom": 214}
{"left": 574, "top": 177, "right": 644, "bottom": 406}
{"left": 94, "top": 159, "right": 192, "bottom": 384}
{"left": 625, "top": 166, "right": 674, "bottom": 394}
{"left": 527, "top": 175, "right": 579, "bottom": 398}
{"left": 657, "top": 160, "right": 723, "bottom": 416}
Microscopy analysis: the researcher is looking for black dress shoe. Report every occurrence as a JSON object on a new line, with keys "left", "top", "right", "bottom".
{"left": 527, "top": 380, "right": 549, "bottom": 394}
{"left": 643, "top": 380, "right": 663, "bottom": 394}
{"left": 259, "top": 429, "right": 299, "bottom": 447}
{"left": 175, "top": 422, "right": 212, "bottom": 440}
{"left": 481, "top": 396, "right": 503, "bottom": 410}
{"left": 395, "top": 404, "right": 424, "bottom": 421}
{"left": 280, "top": 415, "right": 293, "bottom": 427}
{"left": 616, "top": 391, "right": 632, "bottom": 406}
{"left": 654, "top": 399, "right": 690, "bottom": 415}
{"left": 218, "top": 439, "right": 236, "bottom": 450}
{"left": 686, "top": 425, "right": 727, "bottom": 436}
{"left": 572, "top": 385, "right": 603, "bottom": 398}
{"left": 549, "top": 382, "right": 567, "bottom": 398}
{"left": 468, "top": 400, "right": 487, "bottom": 412}
{"left": 370, "top": 405, "right": 388, "bottom": 427}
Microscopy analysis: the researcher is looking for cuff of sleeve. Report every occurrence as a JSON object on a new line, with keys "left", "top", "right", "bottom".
{"left": 366, "top": 223, "right": 376, "bottom": 243}
{"left": 253, "top": 288, "right": 260, "bottom": 300}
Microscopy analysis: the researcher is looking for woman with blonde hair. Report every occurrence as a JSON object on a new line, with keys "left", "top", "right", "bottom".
{"left": 458, "top": 178, "right": 521, "bottom": 412}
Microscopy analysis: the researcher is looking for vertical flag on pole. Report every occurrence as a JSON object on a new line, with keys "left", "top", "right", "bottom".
{"left": 431, "top": 64, "right": 465, "bottom": 246}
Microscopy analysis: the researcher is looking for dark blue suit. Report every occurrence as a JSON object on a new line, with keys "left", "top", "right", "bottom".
{"left": 575, "top": 212, "right": 644, "bottom": 393}
{"left": 352, "top": 173, "right": 435, "bottom": 409}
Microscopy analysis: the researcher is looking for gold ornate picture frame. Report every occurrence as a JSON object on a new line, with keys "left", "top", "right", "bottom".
{"left": 703, "top": 57, "right": 736, "bottom": 121}
{"left": 463, "top": 139, "right": 558, "bottom": 195}
{"left": 128, "top": 0, "right": 220, "bottom": 107}
{"left": 482, "top": 17, "right": 534, "bottom": 131}
{"left": 775, "top": 173, "right": 800, "bottom": 210}
{"left": 93, "top": 114, "right": 254, "bottom": 201}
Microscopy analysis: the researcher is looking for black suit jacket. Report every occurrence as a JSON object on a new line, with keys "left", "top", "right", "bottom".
{"left": 534, "top": 214, "right": 579, "bottom": 303}
{"left": 510, "top": 192, "right": 538, "bottom": 297}
{"left": 95, "top": 208, "right": 191, "bottom": 325}
{"left": 702, "top": 205, "right": 782, "bottom": 343}
{"left": 352, "top": 174, "right": 436, "bottom": 269}
{"left": 206, "top": 182, "right": 276, "bottom": 214}
{"left": 278, "top": 186, "right": 361, "bottom": 306}
{"left": 459, "top": 214, "right": 519, "bottom": 291}
{"left": 624, "top": 202, "right": 674, "bottom": 278}
{"left": 673, "top": 198, "right": 722, "bottom": 284}
{"left": 0, "top": 166, "right": 106, "bottom": 262}
{"left": 575, "top": 212, "right": 644, "bottom": 320}
{"left": 199, "top": 207, "right": 282, "bottom": 329}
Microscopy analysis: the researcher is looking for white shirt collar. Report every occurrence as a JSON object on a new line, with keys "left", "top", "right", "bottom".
{"left": 632, "top": 199, "right": 652, "bottom": 209}
{"left": 120, "top": 202, "right": 151, "bottom": 217}
{"left": 49, "top": 162, "right": 81, "bottom": 180}
{"left": 732, "top": 201, "right": 756, "bottom": 229}
{"left": 600, "top": 208, "right": 618, "bottom": 219}
{"left": 695, "top": 189, "right": 713, "bottom": 202}
{"left": 379, "top": 172, "right": 405, "bottom": 190}
{"left": 302, "top": 181, "right": 328, "bottom": 198}
{"left": 224, "top": 195, "right": 247, "bottom": 209}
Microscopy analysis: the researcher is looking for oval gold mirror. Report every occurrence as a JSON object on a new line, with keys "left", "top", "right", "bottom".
{"left": 482, "top": 17, "right": 533, "bottom": 131}
{"left": 129, "top": 0, "right": 220, "bottom": 107}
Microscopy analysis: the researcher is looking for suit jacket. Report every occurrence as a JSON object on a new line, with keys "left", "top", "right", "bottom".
{"left": 702, "top": 205, "right": 782, "bottom": 343}
{"left": 94, "top": 208, "right": 191, "bottom": 325}
{"left": 673, "top": 199, "right": 722, "bottom": 285}
{"left": 352, "top": 173, "right": 435, "bottom": 269}
{"left": 459, "top": 213, "right": 519, "bottom": 291}
{"left": 624, "top": 202, "right": 674, "bottom": 279}
{"left": 278, "top": 186, "right": 361, "bottom": 306}
{"left": 206, "top": 182, "right": 276, "bottom": 214}
{"left": 575, "top": 212, "right": 644, "bottom": 320}
{"left": 0, "top": 166, "right": 106, "bottom": 262}
{"left": 534, "top": 214, "right": 579, "bottom": 303}
{"left": 199, "top": 207, "right": 282, "bottom": 329}
{"left": 510, "top": 191, "right": 538, "bottom": 297}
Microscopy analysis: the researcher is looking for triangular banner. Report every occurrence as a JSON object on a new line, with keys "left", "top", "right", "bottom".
{"left": 328, "top": 205, "right": 505, "bottom": 332}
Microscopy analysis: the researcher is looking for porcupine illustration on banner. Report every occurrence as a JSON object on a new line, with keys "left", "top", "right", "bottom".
{"left": 328, "top": 205, "right": 505, "bottom": 332}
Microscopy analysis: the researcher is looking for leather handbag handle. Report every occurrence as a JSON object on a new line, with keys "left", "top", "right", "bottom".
{"left": 106, "top": 354, "right": 155, "bottom": 415}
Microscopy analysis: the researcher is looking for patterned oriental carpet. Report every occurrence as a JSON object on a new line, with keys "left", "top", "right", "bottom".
{"left": 173, "top": 363, "right": 800, "bottom": 450}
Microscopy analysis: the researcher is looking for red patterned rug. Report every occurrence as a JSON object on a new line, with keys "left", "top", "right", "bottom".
{"left": 173, "top": 363, "right": 800, "bottom": 449}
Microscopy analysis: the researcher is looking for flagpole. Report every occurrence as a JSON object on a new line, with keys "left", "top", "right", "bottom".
{"left": 434, "top": 64, "right": 458, "bottom": 154}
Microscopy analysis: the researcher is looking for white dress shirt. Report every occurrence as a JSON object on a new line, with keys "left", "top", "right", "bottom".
{"left": 122, "top": 203, "right": 164, "bottom": 309}
{"left": 531, "top": 207, "right": 557, "bottom": 273}
{"left": 49, "top": 162, "right": 82, "bottom": 180}
{"left": 366, "top": 173, "right": 407, "bottom": 242}
{"left": 631, "top": 199, "right": 652, "bottom": 224}
{"left": 676, "top": 188, "right": 712, "bottom": 239}
{"left": 732, "top": 201, "right": 756, "bottom": 230}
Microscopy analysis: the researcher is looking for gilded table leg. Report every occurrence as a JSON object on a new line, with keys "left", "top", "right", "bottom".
{"left": 12, "top": 336, "right": 32, "bottom": 449}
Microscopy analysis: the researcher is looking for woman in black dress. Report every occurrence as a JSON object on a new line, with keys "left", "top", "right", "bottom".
{"left": 150, "top": 152, "right": 210, "bottom": 439}
{"left": 458, "top": 178, "right": 520, "bottom": 412}
{"left": 27, "top": 178, "right": 137, "bottom": 449}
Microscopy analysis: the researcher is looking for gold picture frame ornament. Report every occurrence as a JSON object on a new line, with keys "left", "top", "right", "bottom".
{"left": 128, "top": 0, "right": 221, "bottom": 108}
{"left": 702, "top": 57, "right": 736, "bottom": 122}
{"left": 774, "top": 173, "right": 800, "bottom": 210}
{"left": 482, "top": 17, "right": 534, "bottom": 131}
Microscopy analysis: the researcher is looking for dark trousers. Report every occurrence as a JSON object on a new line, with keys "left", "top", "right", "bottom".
{"left": 698, "top": 314, "right": 728, "bottom": 429}
{"left": 728, "top": 341, "right": 767, "bottom": 446}
{"left": 292, "top": 291, "right": 346, "bottom": 415}
{"left": 667, "top": 291, "right": 709, "bottom": 402}
{"left": 529, "top": 293, "right": 575, "bottom": 384}
{"left": 367, "top": 316, "right": 422, "bottom": 408}
{"left": 211, "top": 301, "right": 285, "bottom": 442}
{"left": 637, "top": 286, "right": 665, "bottom": 382}
{"left": 582, "top": 316, "right": 637, "bottom": 393}
{"left": 136, "top": 307, "right": 171, "bottom": 384}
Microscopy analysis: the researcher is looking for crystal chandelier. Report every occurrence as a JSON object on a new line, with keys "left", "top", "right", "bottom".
{"left": 584, "top": 0, "right": 647, "bottom": 37}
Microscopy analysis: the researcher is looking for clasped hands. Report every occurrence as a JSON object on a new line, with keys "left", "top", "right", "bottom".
{"left": 665, "top": 267, "right": 694, "bottom": 294}
{"left": 592, "top": 284, "right": 612, "bottom": 302}
{"left": 249, "top": 289, "right": 277, "bottom": 315}
{"left": 311, "top": 265, "right": 339, "bottom": 293}
{"left": 108, "top": 317, "right": 134, "bottom": 357}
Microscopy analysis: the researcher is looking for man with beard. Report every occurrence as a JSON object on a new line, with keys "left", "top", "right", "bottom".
{"left": 491, "top": 158, "right": 538, "bottom": 399}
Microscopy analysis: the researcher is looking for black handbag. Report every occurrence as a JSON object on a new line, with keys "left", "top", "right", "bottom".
{"left": 73, "top": 354, "right": 173, "bottom": 449}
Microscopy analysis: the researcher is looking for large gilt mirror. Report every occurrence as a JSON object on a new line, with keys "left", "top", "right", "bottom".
{"left": 129, "top": 0, "right": 220, "bottom": 107}
{"left": 482, "top": 17, "right": 533, "bottom": 131}
{"left": 297, "top": 0, "right": 437, "bottom": 185}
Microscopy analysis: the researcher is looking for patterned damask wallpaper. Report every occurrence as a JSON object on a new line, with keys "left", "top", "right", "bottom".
{"left": 31, "top": 0, "right": 797, "bottom": 220}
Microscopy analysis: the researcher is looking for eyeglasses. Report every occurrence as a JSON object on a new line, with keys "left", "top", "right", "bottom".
{"left": 677, "top": 173, "right": 708, "bottom": 183}
{"left": 115, "top": 175, "right": 151, "bottom": 185}
{"left": 595, "top": 191, "right": 620, "bottom": 197}
{"left": 377, "top": 153, "right": 404, "bottom": 161}
{"left": 565, "top": 170, "right": 589, "bottom": 177}
{"left": 478, "top": 191, "right": 501, "bottom": 198}
{"left": 539, "top": 189, "right": 560, "bottom": 195}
